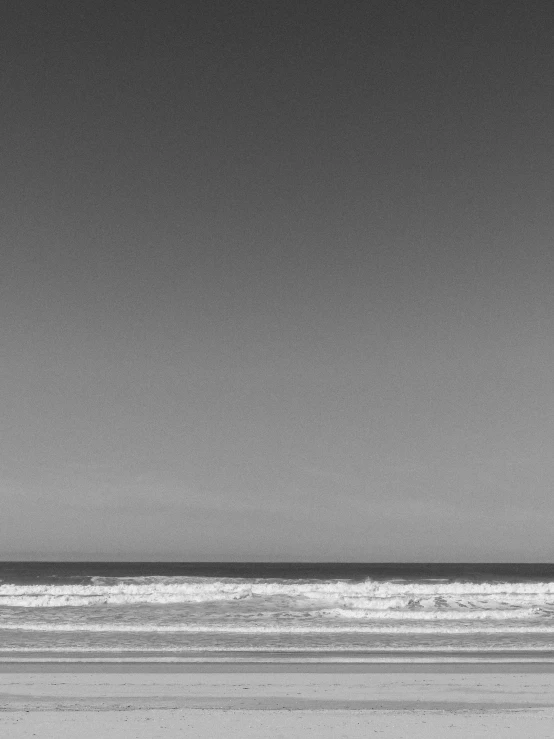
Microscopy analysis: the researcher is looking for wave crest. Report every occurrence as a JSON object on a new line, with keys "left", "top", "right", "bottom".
{"left": 2, "top": 577, "right": 554, "bottom": 622}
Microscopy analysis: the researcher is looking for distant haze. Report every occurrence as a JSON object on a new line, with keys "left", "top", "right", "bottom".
{"left": 2, "top": 2, "right": 553, "bottom": 560}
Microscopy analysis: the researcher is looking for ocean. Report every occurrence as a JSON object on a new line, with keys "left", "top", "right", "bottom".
{"left": 1, "top": 562, "right": 554, "bottom": 663}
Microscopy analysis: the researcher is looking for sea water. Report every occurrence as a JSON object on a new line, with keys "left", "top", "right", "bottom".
{"left": 1, "top": 563, "right": 554, "bottom": 663}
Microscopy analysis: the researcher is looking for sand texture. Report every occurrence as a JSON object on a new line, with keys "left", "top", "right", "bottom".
{"left": 1, "top": 668, "right": 554, "bottom": 737}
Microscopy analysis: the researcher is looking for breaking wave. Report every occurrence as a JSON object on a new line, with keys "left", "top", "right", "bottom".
{"left": 2, "top": 577, "right": 554, "bottom": 616}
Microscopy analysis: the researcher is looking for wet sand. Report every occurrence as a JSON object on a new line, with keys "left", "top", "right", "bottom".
{"left": 1, "top": 663, "right": 554, "bottom": 737}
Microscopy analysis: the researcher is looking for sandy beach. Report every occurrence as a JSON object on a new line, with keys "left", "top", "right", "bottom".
{"left": 1, "top": 664, "right": 554, "bottom": 737}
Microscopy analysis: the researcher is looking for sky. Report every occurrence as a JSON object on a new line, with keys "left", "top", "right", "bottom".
{"left": 1, "top": 1, "right": 553, "bottom": 561}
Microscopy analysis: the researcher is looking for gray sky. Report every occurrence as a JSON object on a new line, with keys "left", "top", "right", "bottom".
{"left": 2, "top": 1, "right": 553, "bottom": 560}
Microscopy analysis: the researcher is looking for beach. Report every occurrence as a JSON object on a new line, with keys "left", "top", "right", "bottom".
{"left": 2, "top": 663, "right": 554, "bottom": 737}
{"left": 3, "top": 564, "right": 554, "bottom": 735}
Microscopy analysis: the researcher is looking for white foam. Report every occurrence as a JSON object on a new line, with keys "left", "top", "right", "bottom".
{"left": 317, "top": 608, "right": 544, "bottom": 620}
{"left": 3, "top": 577, "right": 554, "bottom": 608}
{"left": 2, "top": 622, "right": 554, "bottom": 634}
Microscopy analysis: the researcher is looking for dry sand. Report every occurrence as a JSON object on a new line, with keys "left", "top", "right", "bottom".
{"left": 1, "top": 664, "right": 554, "bottom": 737}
